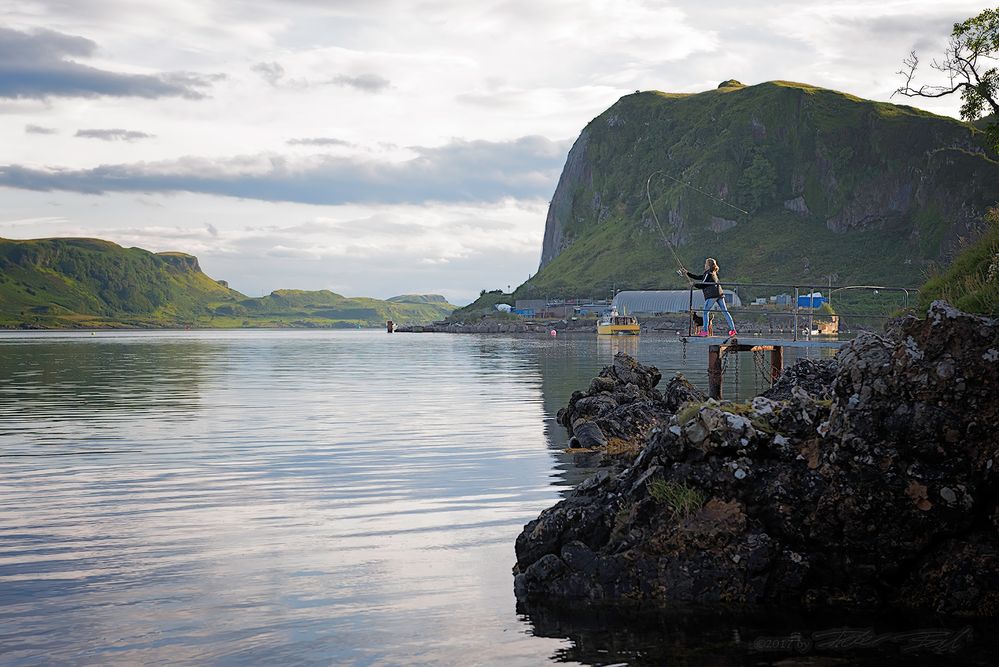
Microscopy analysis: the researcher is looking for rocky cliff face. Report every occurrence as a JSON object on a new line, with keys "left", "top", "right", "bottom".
{"left": 514, "top": 302, "right": 999, "bottom": 615}
{"left": 524, "top": 81, "right": 999, "bottom": 296}
{"left": 540, "top": 129, "right": 592, "bottom": 268}
{"left": 155, "top": 252, "right": 202, "bottom": 272}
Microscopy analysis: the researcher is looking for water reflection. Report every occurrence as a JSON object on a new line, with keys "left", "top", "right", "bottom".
{"left": 0, "top": 330, "right": 840, "bottom": 666}
{"left": 519, "top": 600, "right": 995, "bottom": 666}
{"left": 595, "top": 334, "right": 640, "bottom": 358}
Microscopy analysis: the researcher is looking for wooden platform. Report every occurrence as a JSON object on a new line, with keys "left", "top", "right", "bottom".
{"left": 679, "top": 336, "right": 845, "bottom": 349}
{"left": 679, "top": 336, "right": 846, "bottom": 399}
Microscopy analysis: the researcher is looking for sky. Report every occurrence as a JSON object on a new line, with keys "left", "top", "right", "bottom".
{"left": 0, "top": 0, "right": 987, "bottom": 304}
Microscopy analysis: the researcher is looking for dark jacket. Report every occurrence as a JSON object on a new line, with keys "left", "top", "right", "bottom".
{"left": 687, "top": 270, "right": 724, "bottom": 300}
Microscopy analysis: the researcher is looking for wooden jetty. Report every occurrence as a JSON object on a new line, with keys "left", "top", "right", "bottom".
{"left": 680, "top": 336, "right": 845, "bottom": 399}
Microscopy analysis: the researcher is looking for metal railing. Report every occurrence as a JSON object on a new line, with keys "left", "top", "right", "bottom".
{"left": 685, "top": 281, "right": 919, "bottom": 341}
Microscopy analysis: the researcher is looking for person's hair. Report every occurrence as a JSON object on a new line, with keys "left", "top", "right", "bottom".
{"left": 705, "top": 257, "right": 719, "bottom": 273}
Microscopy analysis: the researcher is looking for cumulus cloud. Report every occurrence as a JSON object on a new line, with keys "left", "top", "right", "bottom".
{"left": 0, "top": 135, "right": 570, "bottom": 204}
{"left": 75, "top": 128, "right": 156, "bottom": 141}
{"left": 328, "top": 73, "right": 390, "bottom": 92}
{"left": 253, "top": 59, "right": 389, "bottom": 92}
{"left": 25, "top": 124, "right": 57, "bottom": 134}
{"left": 287, "top": 136, "right": 353, "bottom": 147}
{"left": 0, "top": 26, "right": 219, "bottom": 99}
{"left": 251, "top": 61, "right": 285, "bottom": 86}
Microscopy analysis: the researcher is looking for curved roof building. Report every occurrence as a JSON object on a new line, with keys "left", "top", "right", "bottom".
{"left": 611, "top": 290, "right": 742, "bottom": 314}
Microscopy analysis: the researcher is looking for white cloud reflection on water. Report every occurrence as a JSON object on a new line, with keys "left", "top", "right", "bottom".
{"left": 0, "top": 330, "right": 574, "bottom": 665}
{"left": 0, "top": 329, "right": 836, "bottom": 664}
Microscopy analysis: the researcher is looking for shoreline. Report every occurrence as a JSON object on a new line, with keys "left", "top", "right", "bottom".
{"left": 514, "top": 302, "right": 999, "bottom": 617}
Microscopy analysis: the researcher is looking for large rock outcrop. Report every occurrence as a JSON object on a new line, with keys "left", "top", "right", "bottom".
{"left": 514, "top": 302, "right": 999, "bottom": 616}
{"left": 521, "top": 81, "right": 999, "bottom": 298}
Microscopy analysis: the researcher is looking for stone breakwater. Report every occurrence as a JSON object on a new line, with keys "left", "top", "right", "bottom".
{"left": 514, "top": 302, "right": 999, "bottom": 615}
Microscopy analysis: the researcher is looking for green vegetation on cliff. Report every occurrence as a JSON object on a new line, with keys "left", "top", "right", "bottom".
{"left": 0, "top": 238, "right": 239, "bottom": 327}
{"left": 919, "top": 208, "right": 999, "bottom": 315}
{"left": 0, "top": 237, "right": 454, "bottom": 328}
{"left": 522, "top": 80, "right": 999, "bottom": 299}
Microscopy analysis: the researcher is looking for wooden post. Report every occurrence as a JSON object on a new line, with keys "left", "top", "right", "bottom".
{"left": 708, "top": 344, "right": 723, "bottom": 399}
{"left": 770, "top": 345, "right": 783, "bottom": 384}
{"left": 793, "top": 287, "right": 799, "bottom": 341}
{"left": 687, "top": 287, "right": 694, "bottom": 337}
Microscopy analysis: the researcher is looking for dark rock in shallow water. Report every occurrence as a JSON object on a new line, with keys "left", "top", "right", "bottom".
{"left": 556, "top": 352, "right": 704, "bottom": 450}
{"left": 515, "top": 302, "right": 999, "bottom": 616}
{"left": 572, "top": 421, "right": 608, "bottom": 448}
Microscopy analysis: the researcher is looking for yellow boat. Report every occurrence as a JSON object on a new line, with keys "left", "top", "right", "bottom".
{"left": 597, "top": 314, "right": 640, "bottom": 335}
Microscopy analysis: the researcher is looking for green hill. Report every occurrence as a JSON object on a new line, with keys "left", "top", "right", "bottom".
{"left": 446, "top": 290, "right": 515, "bottom": 322}
{"left": 0, "top": 237, "right": 241, "bottom": 327}
{"left": 0, "top": 238, "right": 455, "bottom": 328}
{"left": 386, "top": 294, "right": 450, "bottom": 304}
{"left": 521, "top": 80, "right": 999, "bottom": 298}
{"left": 227, "top": 289, "right": 455, "bottom": 326}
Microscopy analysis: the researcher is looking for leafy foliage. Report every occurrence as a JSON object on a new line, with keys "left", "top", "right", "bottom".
{"left": 736, "top": 149, "right": 777, "bottom": 213}
{"left": 896, "top": 6, "right": 999, "bottom": 151}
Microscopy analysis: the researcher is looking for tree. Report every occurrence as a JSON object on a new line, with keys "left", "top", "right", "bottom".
{"left": 895, "top": 7, "right": 999, "bottom": 150}
{"left": 736, "top": 150, "right": 776, "bottom": 213}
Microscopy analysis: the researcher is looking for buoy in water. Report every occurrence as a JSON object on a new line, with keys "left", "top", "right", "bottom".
{"left": 550, "top": 329, "right": 557, "bottom": 338}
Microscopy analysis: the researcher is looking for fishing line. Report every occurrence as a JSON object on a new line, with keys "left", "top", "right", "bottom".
{"left": 654, "top": 171, "right": 749, "bottom": 216}
{"left": 646, "top": 169, "right": 750, "bottom": 278}
{"left": 645, "top": 170, "right": 688, "bottom": 273}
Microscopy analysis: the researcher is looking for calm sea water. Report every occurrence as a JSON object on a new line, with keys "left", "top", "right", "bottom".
{"left": 4, "top": 330, "right": 980, "bottom": 666}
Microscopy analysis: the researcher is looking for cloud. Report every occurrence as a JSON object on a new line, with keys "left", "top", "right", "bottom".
{"left": 251, "top": 61, "right": 285, "bottom": 86}
{"left": 0, "top": 26, "right": 219, "bottom": 99}
{"left": 287, "top": 136, "right": 354, "bottom": 147}
{"left": 0, "top": 135, "right": 571, "bottom": 205}
{"left": 75, "top": 128, "right": 156, "bottom": 142}
{"left": 253, "top": 59, "right": 389, "bottom": 92}
{"left": 25, "top": 124, "right": 57, "bottom": 134}
{"left": 328, "top": 73, "right": 390, "bottom": 92}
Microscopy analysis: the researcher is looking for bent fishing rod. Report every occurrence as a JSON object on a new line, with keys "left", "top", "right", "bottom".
{"left": 645, "top": 169, "right": 749, "bottom": 277}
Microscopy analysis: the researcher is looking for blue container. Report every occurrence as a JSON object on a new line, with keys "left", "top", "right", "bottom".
{"left": 797, "top": 295, "right": 828, "bottom": 308}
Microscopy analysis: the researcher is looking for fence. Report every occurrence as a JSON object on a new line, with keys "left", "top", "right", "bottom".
{"left": 684, "top": 281, "right": 918, "bottom": 341}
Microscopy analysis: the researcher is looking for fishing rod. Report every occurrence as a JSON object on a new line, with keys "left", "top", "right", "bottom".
{"left": 645, "top": 170, "right": 686, "bottom": 273}
{"left": 645, "top": 168, "right": 749, "bottom": 277}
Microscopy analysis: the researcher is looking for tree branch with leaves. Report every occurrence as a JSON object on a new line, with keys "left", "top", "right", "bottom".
{"left": 895, "top": 7, "right": 999, "bottom": 150}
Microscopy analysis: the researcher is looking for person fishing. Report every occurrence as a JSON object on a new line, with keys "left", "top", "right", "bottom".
{"left": 678, "top": 258, "right": 737, "bottom": 337}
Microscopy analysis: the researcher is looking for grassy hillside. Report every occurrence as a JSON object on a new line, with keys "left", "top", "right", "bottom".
{"left": 0, "top": 238, "right": 454, "bottom": 328}
{"left": 218, "top": 289, "right": 455, "bottom": 327}
{"left": 387, "top": 294, "right": 449, "bottom": 304}
{"left": 0, "top": 237, "right": 241, "bottom": 327}
{"left": 918, "top": 208, "right": 999, "bottom": 315}
{"left": 445, "top": 290, "right": 515, "bottom": 322}
{"left": 522, "top": 80, "right": 999, "bottom": 299}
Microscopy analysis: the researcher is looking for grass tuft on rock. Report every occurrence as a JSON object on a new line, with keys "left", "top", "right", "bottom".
{"left": 648, "top": 480, "right": 705, "bottom": 518}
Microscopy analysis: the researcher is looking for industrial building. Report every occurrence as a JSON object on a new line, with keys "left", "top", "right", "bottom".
{"left": 610, "top": 290, "right": 742, "bottom": 315}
